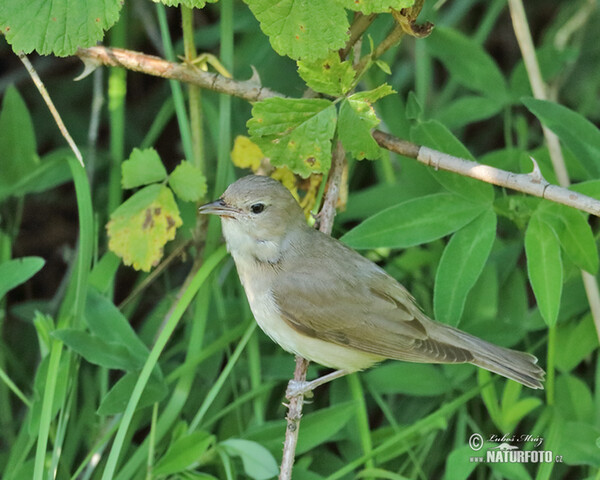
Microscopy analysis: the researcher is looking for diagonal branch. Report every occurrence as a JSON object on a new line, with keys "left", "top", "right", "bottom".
{"left": 75, "top": 46, "right": 600, "bottom": 218}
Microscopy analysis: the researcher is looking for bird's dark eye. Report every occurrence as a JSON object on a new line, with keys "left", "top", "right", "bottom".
{"left": 250, "top": 203, "right": 265, "bottom": 214}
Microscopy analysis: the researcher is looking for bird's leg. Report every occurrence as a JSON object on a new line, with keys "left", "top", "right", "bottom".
{"left": 285, "top": 369, "right": 351, "bottom": 399}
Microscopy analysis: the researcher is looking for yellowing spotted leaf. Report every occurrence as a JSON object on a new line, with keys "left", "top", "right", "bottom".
{"left": 231, "top": 136, "right": 265, "bottom": 172}
{"left": 107, "top": 185, "right": 182, "bottom": 272}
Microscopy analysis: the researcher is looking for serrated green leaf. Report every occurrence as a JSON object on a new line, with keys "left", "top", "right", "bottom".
{"left": 297, "top": 52, "right": 355, "bottom": 96}
{"left": 341, "top": 193, "right": 487, "bottom": 249}
{"left": 365, "top": 363, "right": 452, "bottom": 396}
{"left": 0, "top": 0, "right": 122, "bottom": 56}
{"left": 335, "top": 0, "right": 414, "bottom": 14}
{"left": 154, "top": 431, "right": 215, "bottom": 475}
{"left": 426, "top": 26, "right": 509, "bottom": 102}
{"left": 245, "top": 0, "right": 349, "bottom": 61}
{"left": 248, "top": 97, "right": 337, "bottom": 177}
{"left": 523, "top": 98, "right": 600, "bottom": 178}
{"left": 411, "top": 120, "right": 494, "bottom": 204}
{"left": 220, "top": 439, "right": 278, "bottom": 480}
{"left": 434, "top": 209, "right": 497, "bottom": 326}
{"left": 338, "top": 98, "right": 381, "bottom": 160}
{"left": 107, "top": 185, "right": 183, "bottom": 271}
{"left": 52, "top": 329, "right": 144, "bottom": 371}
{"left": 97, "top": 370, "right": 168, "bottom": 415}
{"left": 121, "top": 148, "right": 167, "bottom": 189}
{"left": 525, "top": 214, "right": 562, "bottom": 327}
{"left": 0, "top": 87, "right": 39, "bottom": 192}
{"left": 0, "top": 257, "right": 45, "bottom": 301}
{"left": 168, "top": 161, "right": 207, "bottom": 202}
{"left": 537, "top": 202, "right": 598, "bottom": 274}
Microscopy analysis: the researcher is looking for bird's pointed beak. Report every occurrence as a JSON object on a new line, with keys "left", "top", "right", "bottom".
{"left": 198, "top": 198, "right": 239, "bottom": 218}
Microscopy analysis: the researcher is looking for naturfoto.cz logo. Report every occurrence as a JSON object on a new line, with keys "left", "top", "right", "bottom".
{"left": 468, "top": 433, "right": 564, "bottom": 464}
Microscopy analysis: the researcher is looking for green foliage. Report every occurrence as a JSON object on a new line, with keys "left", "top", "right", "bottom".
{"left": 0, "top": 0, "right": 122, "bottom": 56}
{"left": 1, "top": 1, "right": 599, "bottom": 479}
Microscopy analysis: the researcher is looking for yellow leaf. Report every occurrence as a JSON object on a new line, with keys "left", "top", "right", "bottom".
{"left": 231, "top": 136, "right": 264, "bottom": 172}
{"left": 270, "top": 167, "right": 299, "bottom": 201}
{"left": 107, "top": 185, "right": 183, "bottom": 272}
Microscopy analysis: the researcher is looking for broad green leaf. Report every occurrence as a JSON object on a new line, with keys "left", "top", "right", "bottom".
{"left": 0, "top": 87, "right": 39, "bottom": 192}
{"left": 84, "top": 289, "right": 149, "bottom": 363}
{"left": 168, "top": 160, "right": 207, "bottom": 202}
{"left": 296, "top": 401, "right": 356, "bottom": 454}
{"left": 0, "top": 0, "right": 122, "bottom": 56}
{"left": 0, "top": 149, "right": 73, "bottom": 201}
{"left": 502, "top": 397, "right": 542, "bottom": 433}
{"left": 97, "top": 370, "right": 169, "bottom": 415}
{"left": 410, "top": 120, "right": 494, "bottom": 204}
{"left": 153, "top": 0, "right": 217, "bottom": 7}
{"left": 426, "top": 27, "right": 508, "bottom": 102}
{"left": 121, "top": 148, "right": 167, "bottom": 189}
{"left": 436, "top": 95, "right": 503, "bottom": 130}
{"left": 297, "top": 51, "right": 355, "bottom": 96}
{"left": 0, "top": 257, "right": 45, "bottom": 301}
{"left": 555, "top": 374, "right": 594, "bottom": 423}
{"left": 523, "top": 98, "right": 600, "bottom": 177}
{"left": 434, "top": 209, "right": 497, "bottom": 326}
{"left": 557, "top": 421, "right": 600, "bottom": 466}
{"left": 220, "top": 439, "right": 278, "bottom": 480}
{"left": 365, "top": 363, "right": 452, "bottom": 396}
{"left": 52, "top": 329, "right": 144, "bottom": 371}
{"left": 245, "top": 0, "right": 349, "bottom": 61}
{"left": 154, "top": 431, "right": 215, "bottom": 475}
{"left": 341, "top": 193, "right": 487, "bottom": 249}
{"left": 248, "top": 98, "right": 337, "bottom": 177}
{"left": 444, "top": 445, "right": 477, "bottom": 480}
{"left": 537, "top": 202, "right": 598, "bottom": 274}
{"left": 107, "top": 185, "right": 183, "bottom": 271}
{"left": 555, "top": 314, "right": 599, "bottom": 372}
{"left": 338, "top": 98, "right": 381, "bottom": 160}
{"left": 524, "top": 214, "right": 562, "bottom": 327}
{"left": 335, "top": 0, "right": 414, "bottom": 14}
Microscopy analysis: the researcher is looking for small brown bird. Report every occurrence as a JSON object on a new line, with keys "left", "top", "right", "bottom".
{"left": 199, "top": 175, "right": 545, "bottom": 393}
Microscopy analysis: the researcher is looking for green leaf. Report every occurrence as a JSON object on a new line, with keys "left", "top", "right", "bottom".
{"left": 296, "top": 401, "right": 357, "bottom": 454}
{"left": 351, "top": 84, "right": 395, "bottom": 103}
{"left": 537, "top": 202, "right": 598, "bottom": 274}
{"left": 555, "top": 374, "right": 594, "bottom": 423}
{"left": 426, "top": 26, "right": 508, "bottom": 102}
{"left": 248, "top": 97, "right": 337, "bottom": 177}
{"left": 97, "top": 370, "right": 168, "bottom": 415}
{"left": 121, "top": 148, "right": 167, "bottom": 189}
{"left": 168, "top": 160, "right": 208, "bottom": 202}
{"left": 434, "top": 209, "right": 497, "bottom": 326}
{"left": 410, "top": 120, "right": 494, "bottom": 204}
{"left": 524, "top": 214, "right": 562, "bottom": 327}
{"left": 84, "top": 289, "right": 149, "bottom": 363}
{"left": 523, "top": 97, "right": 600, "bottom": 178}
{"left": 334, "top": 0, "right": 414, "bottom": 14}
{"left": 245, "top": 0, "right": 349, "bottom": 61}
{"left": 557, "top": 421, "right": 600, "bottom": 466}
{"left": 0, "top": 0, "right": 122, "bottom": 56}
{"left": 341, "top": 193, "right": 487, "bottom": 249}
{"left": 52, "top": 329, "right": 144, "bottom": 371}
{"left": 555, "top": 314, "right": 599, "bottom": 373}
{"left": 436, "top": 95, "right": 503, "bottom": 130}
{"left": 338, "top": 99, "right": 381, "bottom": 160}
{"left": 154, "top": 431, "right": 215, "bottom": 475}
{"left": 365, "top": 363, "right": 453, "bottom": 396}
{"left": 297, "top": 51, "right": 355, "bottom": 96}
{"left": 0, "top": 87, "right": 39, "bottom": 192}
{"left": 444, "top": 445, "right": 477, "bottom": 480}
{"left": 0, "top": 257, "right": 45, "bottom": 301}
{"left": 107, "top": 185, "right": 183, "bottom": 271}
{"left": 0, "top": 149, "right": 73, "bottom": 201}
{"left": 220, "top": 439, "right": 278, "bottom": 480}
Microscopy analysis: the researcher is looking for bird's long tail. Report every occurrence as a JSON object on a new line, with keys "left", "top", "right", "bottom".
{"left": 433, "top": 324, "right": 545, "bottom": 389}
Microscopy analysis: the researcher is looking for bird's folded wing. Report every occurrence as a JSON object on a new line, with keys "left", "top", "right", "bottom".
{"left": 271, "top": 243, "right": 474, "bottom": 364}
